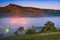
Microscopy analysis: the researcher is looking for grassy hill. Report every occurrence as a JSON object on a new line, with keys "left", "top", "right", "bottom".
{"left": 0, "top": 32, "right": 60, "bottom": 40}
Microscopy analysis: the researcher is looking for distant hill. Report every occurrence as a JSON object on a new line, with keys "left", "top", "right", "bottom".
{"left": 0, "top": 4, "right": 60, "bottom": 17}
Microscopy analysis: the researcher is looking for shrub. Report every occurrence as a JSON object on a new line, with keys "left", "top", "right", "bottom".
{"left": 26, "top": 29, "right": 35, "bottom": 34}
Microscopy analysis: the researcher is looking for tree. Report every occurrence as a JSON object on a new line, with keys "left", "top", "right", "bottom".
{"left": 14, "top": 31, "right": 18, "bottom": 35}
{"left": 14, "top": 26, "right": 24, "bottom": 35}
{"left": 26, "top": 29, "right": 35, "bottom": 34}
{"left": 17, "top": 27, "right": 24, "bottom": 32}
{"left": 26, "top": 27, "right": 35, "bottom": 34}
{"left": 41, "top": 21, "right": 57, "bottom": 32}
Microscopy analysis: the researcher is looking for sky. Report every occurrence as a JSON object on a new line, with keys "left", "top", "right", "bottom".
{"left": 0, "top": 0, "right": 60, "bottom": 10}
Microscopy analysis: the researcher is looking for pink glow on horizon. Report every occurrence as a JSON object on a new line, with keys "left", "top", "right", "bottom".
{"left": 10, "top": 17, "right": 27, "bottom": 26}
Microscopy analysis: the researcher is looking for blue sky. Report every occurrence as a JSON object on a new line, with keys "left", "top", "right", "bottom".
{"left": 0, "top": 0, "right": 60, "bottom": 10}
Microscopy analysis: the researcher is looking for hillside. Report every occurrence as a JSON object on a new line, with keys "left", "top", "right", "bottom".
{"left": 0, "top": 4, "right": 60, "bottom": 17}
{"left": 0, "top": 32, "right": 60, "bottom": 40}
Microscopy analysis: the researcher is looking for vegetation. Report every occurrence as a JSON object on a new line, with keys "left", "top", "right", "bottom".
{"left": 26, "top": 28, "right": 35, "bottom": 34}
{"left": 14, "top": 27, "right": 24, "bottom": 35}
{"left": 0, "top": 32, "right": 60, "bottom": 40}
{"left": 14, "top": 21, "right": 58, "bottom": 35}
{"left": 0, "top": 21, "right": 60, "bottom": 40}
{"left": 41, "top": 21, "right": 57, "bottom": 32}
{"left": 14, "top": 31, "right": 18, "bottom": 35}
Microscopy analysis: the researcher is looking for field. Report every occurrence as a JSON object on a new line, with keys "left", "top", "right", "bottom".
{"left": 0, "top": 32, "right": 60, "bottom": 40}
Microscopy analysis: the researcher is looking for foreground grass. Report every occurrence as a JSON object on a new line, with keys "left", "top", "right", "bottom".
{"left": 0, "top": 32, "right": 60, "bottom": 40}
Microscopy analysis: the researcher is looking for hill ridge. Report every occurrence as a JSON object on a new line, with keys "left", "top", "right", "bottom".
{"left": 0, "top": 4, "right": 60, "bottom": 17}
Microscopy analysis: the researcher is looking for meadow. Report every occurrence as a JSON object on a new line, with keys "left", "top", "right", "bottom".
{"left": 0, "top": 32, "right": 60, "bottom": 40}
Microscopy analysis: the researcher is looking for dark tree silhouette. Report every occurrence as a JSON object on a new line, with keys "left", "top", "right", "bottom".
{"left": 42, "top": 21, "right": 57, "bottom": 32}
{"left": 26, "top": 28, "right": 35, "bottom": 34}
{"left": 26, "top": 26, "right": 35, "bottom": 34}
{"left": 14, "top": 26, "right": 24, "bottom": 35}
{"left": 14, "top": 31, "right": 18, "bottom": 35}
{"left": 18, "top": 27, "right": 24, "bottom": 32}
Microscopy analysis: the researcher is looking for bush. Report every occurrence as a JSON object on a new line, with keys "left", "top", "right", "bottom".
{"left": 26, "top": 29, "right": 35, "bottom": 34}
{"left": 14, "top": 31, "right": 18, "bottom": 35}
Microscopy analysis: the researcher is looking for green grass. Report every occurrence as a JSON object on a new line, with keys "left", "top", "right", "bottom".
{"left": 0, "top": 32, "right": 60, "bottom": 40}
